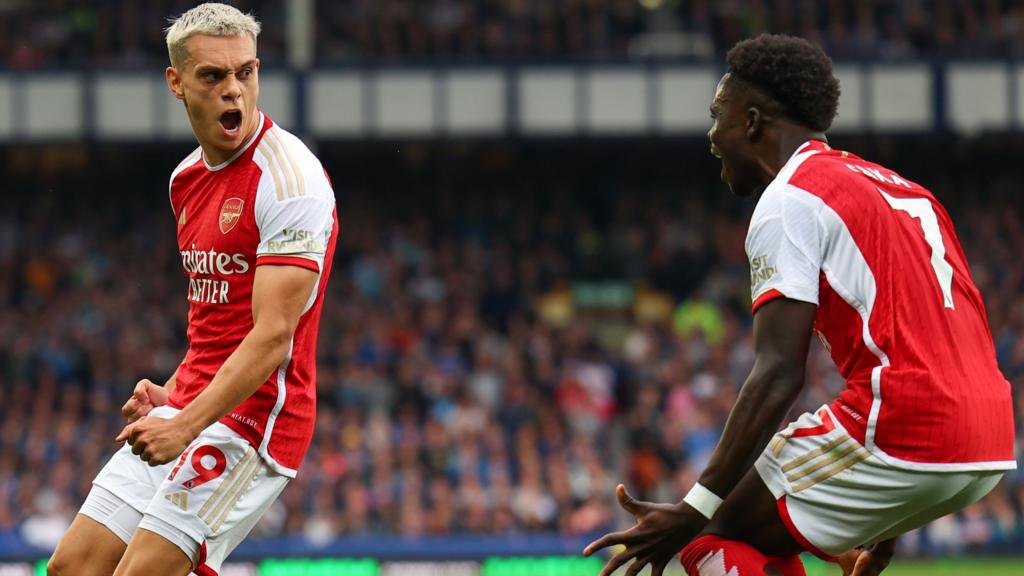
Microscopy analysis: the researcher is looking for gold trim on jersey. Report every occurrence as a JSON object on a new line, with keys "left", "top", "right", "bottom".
{"left": 263, "top": 131, "right": 297, "bottom": 200}
{"left": 267, "top": 128, "right": 306, "bottom": 198}
{"left": 257, "top": 139, "right": 287, "bottom": 202}
{"left": 258, "top": 127, "right": 305, "bottom": 202}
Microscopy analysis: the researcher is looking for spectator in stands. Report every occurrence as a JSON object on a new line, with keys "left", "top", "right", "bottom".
{"left": 6, "top": 0, "right": 1024, "bottom": 67}
{"left": 0, "top": 141, "right": 1021, "bottom": 556}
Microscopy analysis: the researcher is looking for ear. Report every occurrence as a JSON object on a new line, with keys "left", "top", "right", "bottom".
{"left": 745, "top": 106, "right": 763, "bottom": 140}
{"left": 166, "top": 66, "right": 184, "bottom": 101}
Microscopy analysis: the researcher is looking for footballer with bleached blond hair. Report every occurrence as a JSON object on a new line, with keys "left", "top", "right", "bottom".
{"left": 48, "top": 4, "right": 338, "bottom": 575}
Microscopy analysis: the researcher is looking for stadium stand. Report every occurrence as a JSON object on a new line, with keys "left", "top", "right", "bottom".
{"left": 0, "top": 0, "right": 287, "bottom": 68}
{"left": 0, "top": 139, "right": 1021, "bottom": 557}
{"left": 4, "top": 0, "right": 1024, "bottom": 67}
{"left": 2, "top": 1, "right": 1024, "bottom": 572}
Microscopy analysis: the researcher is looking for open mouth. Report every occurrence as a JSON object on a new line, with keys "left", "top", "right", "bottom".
{"left": 219, "top": 110, "right": 242, "bottom": 135}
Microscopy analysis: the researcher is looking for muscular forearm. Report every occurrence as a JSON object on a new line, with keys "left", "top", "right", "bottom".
{"left": 691, "top": 299, "right": 816, "bottom": 501}
{"left": 697, "top": 360, "right": 804, "bottom": 499}
{"left": 175, "top": 323, "right": 292, "bottom": 437}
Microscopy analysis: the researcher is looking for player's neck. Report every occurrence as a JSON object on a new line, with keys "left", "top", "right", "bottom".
{"left": 760, "top": 128, "right": 828, "bottom": 182}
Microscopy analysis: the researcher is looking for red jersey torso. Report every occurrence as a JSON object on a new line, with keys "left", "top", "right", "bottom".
{"left": 748, "top": 140, "right": 1015, "bottom": 470}
{"left": 168, "top": 113, "right": 338, "bottom": 476}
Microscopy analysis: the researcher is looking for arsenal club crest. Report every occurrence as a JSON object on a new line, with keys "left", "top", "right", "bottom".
{"left": 219, "top": 197, "right": 244, "bottom": 234}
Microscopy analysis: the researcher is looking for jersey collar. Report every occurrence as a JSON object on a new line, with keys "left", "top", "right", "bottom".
{"left": 795, "top": 139, "right": 831, "bottom": 155}
{"left": 767, "top": 139, "right": 828, "bottom": 194}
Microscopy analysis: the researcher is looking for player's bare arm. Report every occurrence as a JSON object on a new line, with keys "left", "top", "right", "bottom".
{"left": 585, "top": 298, "right": 816, "bottom": 576}
{"left": 696, "top": 298, "right": 816, "bottom": 497}
{"left": 116, "top": 264, "right": 317, "bottom": 465}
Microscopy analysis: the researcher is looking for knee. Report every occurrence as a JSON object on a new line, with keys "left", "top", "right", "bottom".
{"left": 680, "top": 535, "right": 766, "bottom": 576}
{"left": 48, "top": 545, "right": 108, "bottom": 576}
{"left": 679, "top": 535, "right": 725, "bottom": 574}
{"left": 46, "top": 552, "right": 74, "bottom": 576}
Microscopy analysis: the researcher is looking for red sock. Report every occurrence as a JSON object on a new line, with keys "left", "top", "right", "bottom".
{"left": 680, "top": 535, "right": 767, "bottom": 575}
{"left": 679, "top": 535, "right": 806, "bottom": 576}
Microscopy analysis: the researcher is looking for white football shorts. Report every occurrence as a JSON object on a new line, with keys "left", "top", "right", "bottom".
{"left": 755, "top": 405, "right": 1003, "bottom": 559}
{"left": 80, "top": 406, "right": 288, "bottom": 575}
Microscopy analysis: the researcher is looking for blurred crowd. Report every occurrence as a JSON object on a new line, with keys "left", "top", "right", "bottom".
{"left": 315, "top": 0, "right": 1024, "bottom": 62}
{"left": 0, "top": 139, "right": 1022, "bottom": 558}
{"left": 5, "top": 0, "right": 1024, "bottom": 67}
{"left": 0, "top": 0, "right": 287, "bottom": 68}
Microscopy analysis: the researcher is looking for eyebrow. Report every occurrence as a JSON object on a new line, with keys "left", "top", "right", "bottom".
{"left": 195, "top": 60, "right": 257, "bottom": 74}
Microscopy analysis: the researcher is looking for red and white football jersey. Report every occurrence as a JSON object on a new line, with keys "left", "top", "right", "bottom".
{"left": 167, "top": 112, "right": 338, "bottom": 477}
{"left": 748, "top": 140, "right": 1015, "bottom": 471}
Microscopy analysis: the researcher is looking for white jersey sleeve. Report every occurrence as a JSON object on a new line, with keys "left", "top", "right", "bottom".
{"left": 252, "top": 126, "right": 336, "bottom": 273}
{"left": 746, "top": 185, "right": 825, "bottom": 312}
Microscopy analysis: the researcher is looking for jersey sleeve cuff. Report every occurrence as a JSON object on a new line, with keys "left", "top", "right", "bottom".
{"left": 256, "top": 254, "right": 321, "bottom": 273}
{"left": 751, "top": 288, "right": 787, "bottom": 314}
{"left": 751, "top": 287, "right": 819, "bottom": 314}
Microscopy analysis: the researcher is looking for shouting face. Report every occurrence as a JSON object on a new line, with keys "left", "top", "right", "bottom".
{"left": 166, "top": 33, "right": 260, "bottom": 165}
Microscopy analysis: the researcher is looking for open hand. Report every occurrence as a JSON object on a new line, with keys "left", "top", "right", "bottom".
{"left": 583, "top": 484, "right": 707, "bottom": 576}
{"left": 837, "top": 539, "right": 895, "bottom": 576}
{"left": 121, "top": 379, "right": 169, "bottom": 422}
{"left": 116, "top": 416, "right": 195, "bottom": 466}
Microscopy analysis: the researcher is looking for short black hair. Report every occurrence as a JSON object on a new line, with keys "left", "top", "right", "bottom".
{"left": 726, "top": 34, "right": 840, "bottom": 132}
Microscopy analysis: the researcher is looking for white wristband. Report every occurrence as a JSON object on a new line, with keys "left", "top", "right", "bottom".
{"left": 683, "top": 483, "right": 723, "bottom": 519}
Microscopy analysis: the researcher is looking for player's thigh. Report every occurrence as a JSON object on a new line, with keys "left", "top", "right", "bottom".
{"left": 699, "top": 466, "right": 805, "bottom": 558}
{"left": 113, "top": 528, "right": 191, "bottom": 576}
{"left": 48, "top": 514, "right": 127, "bottom": 576}
{"left": 51, "top": 437, "right": 176, "bottom": 576}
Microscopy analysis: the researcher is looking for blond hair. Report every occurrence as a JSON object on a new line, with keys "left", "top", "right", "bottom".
{"left": 165, "top": 3, "right": 261, "bottom": 68}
